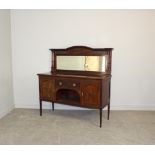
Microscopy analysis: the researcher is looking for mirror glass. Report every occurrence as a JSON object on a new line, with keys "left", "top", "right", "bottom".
{"left": 57, "top": 56, "right": 106, "bottom": 72}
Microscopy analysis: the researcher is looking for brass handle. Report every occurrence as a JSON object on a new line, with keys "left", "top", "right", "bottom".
{"left": 59, "top": 82, "right": 62, "bottom": 86}
{"left": 72, "top": 83, "right": 76, "bottom": 87}
{"left": 81, "top": 92, "right": 84, "bottom": 96}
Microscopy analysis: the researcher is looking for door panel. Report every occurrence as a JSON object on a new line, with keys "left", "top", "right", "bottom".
{"left": 39, "top": 76, "right": 54, "bottom": 101}
{"left": 82, "top": 80, "right": 100, "bottom": 108}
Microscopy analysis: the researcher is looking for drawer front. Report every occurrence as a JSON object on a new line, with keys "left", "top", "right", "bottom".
{"left": 55, "top": 79, "right": 80, "bottom": 91}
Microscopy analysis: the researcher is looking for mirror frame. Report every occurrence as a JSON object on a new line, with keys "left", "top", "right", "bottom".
{"left": 50, "top": 46, "right": 113, "bottom": 76}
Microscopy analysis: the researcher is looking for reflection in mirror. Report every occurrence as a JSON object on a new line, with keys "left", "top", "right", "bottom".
{"left": 57, "top": 56, "right": 106, "bottom": 72}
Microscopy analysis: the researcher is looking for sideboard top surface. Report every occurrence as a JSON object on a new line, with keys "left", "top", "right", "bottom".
{"left": 37, "top": 72, "right": 111, "bottom": 80}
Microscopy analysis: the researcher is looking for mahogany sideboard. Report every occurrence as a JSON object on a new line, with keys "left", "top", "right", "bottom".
{"left": 37, "top": 46, "right": 113, "bottom": 127}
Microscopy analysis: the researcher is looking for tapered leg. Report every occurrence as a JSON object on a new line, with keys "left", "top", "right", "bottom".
{"left": 108, "top": 80, "right": 111, "bottom": 120}
{"left": 52, "top": 102, "right": 54, "bottom": 111}
{"left": 40, "top": 99, "right": 42, "bottom": 116}
{"left": 100, "top": 108, "right": 102, "bottom": 128}
{"left": 107, "top": 104, "right": 110, "bottom": 120}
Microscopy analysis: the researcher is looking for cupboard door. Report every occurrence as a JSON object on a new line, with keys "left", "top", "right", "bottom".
{"left": 39, "top": 76, "right": 53, "bottom": 101}
{"left": 81, "top": 80, "right": 100, "bottom": 108}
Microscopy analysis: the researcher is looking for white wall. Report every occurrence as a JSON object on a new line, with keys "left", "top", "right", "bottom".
{"left": 0, "top": 10, "right": 14, "bottom": 118}
{"left": 11, "top": 10, "right": 155, "bottom": 110}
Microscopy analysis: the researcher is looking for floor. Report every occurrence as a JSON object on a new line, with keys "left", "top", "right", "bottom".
{"left": 0, "top": 109, "right": 155, "bottom": 144}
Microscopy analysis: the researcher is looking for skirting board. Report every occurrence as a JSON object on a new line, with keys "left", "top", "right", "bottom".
{"left": 0, "top": 105, "right": 14, "bottom": 119}
{"left": 15, "top": 103, "right": 155, "bottom": 111}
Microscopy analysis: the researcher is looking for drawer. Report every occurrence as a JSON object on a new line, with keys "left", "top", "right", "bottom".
{"left": 55, "top": 79, "right": 80, "bottom": 90}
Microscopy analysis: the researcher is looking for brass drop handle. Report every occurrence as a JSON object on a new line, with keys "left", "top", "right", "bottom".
{"left": 59, "top": 82, "right": 62, "bottom": 86}
{"left": 81, "top": 92, "right": 84, "bottom": 96}
{"left": 72, "top": 83, "right": 76, "bottom": 87}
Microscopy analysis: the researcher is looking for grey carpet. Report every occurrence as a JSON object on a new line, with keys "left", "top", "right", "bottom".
{"left": 0, "top": 109, "right": 155, "bottom": 144}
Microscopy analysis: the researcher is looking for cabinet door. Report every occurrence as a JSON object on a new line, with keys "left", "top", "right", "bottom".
{"left": 39, "top": 76, "right": 54, "bottom": 101}
{"left": 81, "top": 80, "right": 100, "bottom": 108}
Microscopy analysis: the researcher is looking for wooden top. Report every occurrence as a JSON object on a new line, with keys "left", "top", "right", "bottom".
{"left": 50, "top": 46, "right": 113, "bottom": 56}
{"left": 37, "top": 72, "right": 111, "bottom": 80}
{"left": 50, "top": 46, "right": 113, "bottom": 52}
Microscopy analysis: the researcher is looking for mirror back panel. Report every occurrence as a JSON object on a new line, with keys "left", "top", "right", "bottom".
{"left": 50, "top": 46, "right": 113, "bottom": 76}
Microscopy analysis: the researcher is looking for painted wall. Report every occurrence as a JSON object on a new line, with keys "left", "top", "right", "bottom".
{"left": 11, "top": 10, "right": 155, "bottom": 110}
{"left": 0, "top": 10, "right": 14, "bottom": 118}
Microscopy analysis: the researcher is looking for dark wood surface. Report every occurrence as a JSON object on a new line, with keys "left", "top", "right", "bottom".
{"left": 38, "top": 46, "right": 113, "bottom": 127}
{"left": 39, "top": 76, "right": 54, "bottom": 101}
{"left": 81, "top": 79, "right": 100, "bottom": 108}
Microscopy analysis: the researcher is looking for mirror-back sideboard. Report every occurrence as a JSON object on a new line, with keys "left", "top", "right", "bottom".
{"left": 37, "top": 46, "right": 113, "bottom": 127}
